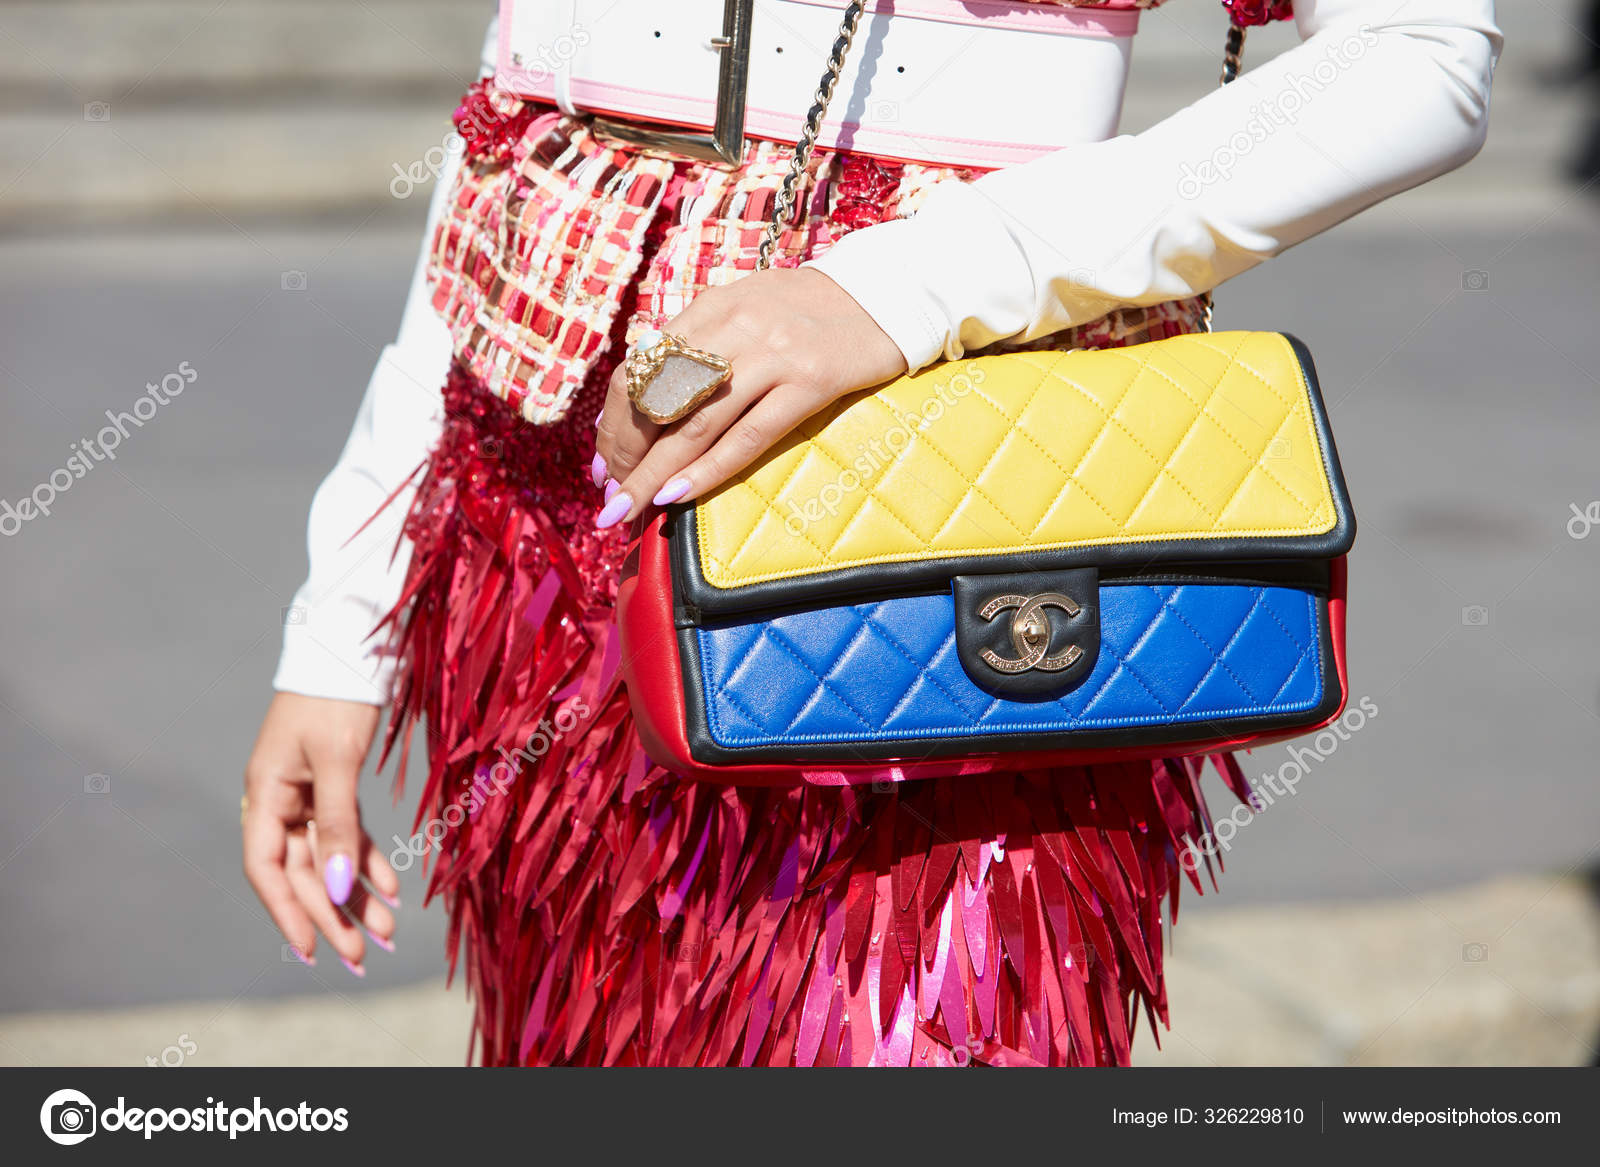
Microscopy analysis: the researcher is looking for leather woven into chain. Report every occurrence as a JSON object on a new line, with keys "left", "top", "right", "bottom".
{"left": 755, "top": 2, "right": 1247, "bottom": 312}
{"left": 755, "top": 0, "right": 866, "bottom": 270}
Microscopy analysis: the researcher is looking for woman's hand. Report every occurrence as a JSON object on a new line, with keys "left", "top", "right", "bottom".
{"left": 591, "top": 267, "right": 906, "bottom": 527}
{"left": 242, "top": 693, "right": 399, "bottom": 976}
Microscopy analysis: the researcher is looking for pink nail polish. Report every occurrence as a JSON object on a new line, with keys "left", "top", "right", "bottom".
{"left": 603, "top": 478, "right": 620, "bottom": 503}
{"left": 289, "top": 945, "right": 316, "bottom": 967}
{"left": 595, "top": 492, "right": 633, "bottom": 530}
{"left": 590, "top": 451, "right": 607, "bottom": 487}
{"left": 653, "top": 477, "right": 693, "bottom": 506}
{"left": 374, "top": 890, "right": 401, "bottom": 910}
{"left": 324, "top": 854, "right": 354, "bottom": 906}
{"left": 364, "top": 928, "right": 396, "bottom": 953}
{"left": 339, "top": 956, "right": 366, "bottom": 978}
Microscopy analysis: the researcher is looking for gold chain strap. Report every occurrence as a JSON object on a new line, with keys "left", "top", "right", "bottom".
{"left": 1200, "top": 23, "right": 1247, "bottom": 331}
{"left": 755, "top": 2, "right": 1248, "bottom": 315}
{"left": 755, "top": 0, "right": 867, "bottom": 270}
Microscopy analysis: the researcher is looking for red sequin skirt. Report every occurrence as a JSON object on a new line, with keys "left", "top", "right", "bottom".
{"left": 380, "top": 161, "right": 1248, "bottom": 1068}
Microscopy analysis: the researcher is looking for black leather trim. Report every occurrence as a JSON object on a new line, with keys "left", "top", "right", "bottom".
{"left": 676, "top": 592, "right": 1344, "bottom": 764}
{"left": 671, "top": 333, "right": 1354, "bottom": 618}
{"left": 674, "top": 556, "right": 1332, "bottom": 629}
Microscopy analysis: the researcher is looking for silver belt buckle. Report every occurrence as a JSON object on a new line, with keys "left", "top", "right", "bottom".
{"left": 590, "top": 0, "right": 754, "bottom": 166}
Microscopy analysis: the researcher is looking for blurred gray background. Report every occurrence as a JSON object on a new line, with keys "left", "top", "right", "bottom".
{"left": 1, "top": 0, "right": 1598, "bottom": 1066}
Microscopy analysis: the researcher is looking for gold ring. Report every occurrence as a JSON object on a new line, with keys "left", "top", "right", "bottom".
{"left": 623, "top": 330, "right": 732, "bottom": 425}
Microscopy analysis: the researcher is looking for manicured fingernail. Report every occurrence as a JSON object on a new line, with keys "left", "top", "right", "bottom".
{"left": 363, "top": 927, "right": 395, "bottom": 953}
{"left": 590, "top": 451, "right": 607, "bottom": 486}
{"left": 290, "top": 945, "right": 315, "bottom": 967}
{"left": 603, "top": 478, "right": 621, "bottom": 503}
{"left": 595, "top": 491, "right": 633, "bottom": 530}
{"left": 339, "top": 956, "right": 365, "bottom": 978}
{"left": 374, "top": 889, "right": 401, "bottom": 910}
{"left": 324, "top": 854, "right": 354, "bottom": 906}
{"left": 653, "top": 477, "right": 693, "bottom": 506}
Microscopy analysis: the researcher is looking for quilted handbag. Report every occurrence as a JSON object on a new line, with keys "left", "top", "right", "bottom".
{"left": 616, "top": 6, "right": 1355, "bottom": 786}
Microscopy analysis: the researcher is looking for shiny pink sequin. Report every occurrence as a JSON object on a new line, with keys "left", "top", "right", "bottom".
{"left": 375, "top": 44, "right": 1253, "bottom": 1064}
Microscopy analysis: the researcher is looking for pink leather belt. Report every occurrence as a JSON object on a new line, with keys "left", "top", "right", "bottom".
{"left": 495, "top": 0, "right": 1138, "bottom": 167}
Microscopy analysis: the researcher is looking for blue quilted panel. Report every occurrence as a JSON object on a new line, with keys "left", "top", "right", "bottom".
{"left": 693, "top": 584, "right": 1324, "bottom": 747}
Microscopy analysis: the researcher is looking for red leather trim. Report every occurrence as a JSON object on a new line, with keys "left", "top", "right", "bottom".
{"left": 618, "top": 512, "right": 701, "bottom": 779}
{"left": 618, "top": 517, "right": 1354, "bottom": 787}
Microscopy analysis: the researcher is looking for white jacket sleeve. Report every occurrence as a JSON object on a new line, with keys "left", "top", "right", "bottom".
{"left": 273, "top": 20, "right": 497, "bottom": 705}
{"left": 806, "top": 0, "right": 1502, "bottom": 371}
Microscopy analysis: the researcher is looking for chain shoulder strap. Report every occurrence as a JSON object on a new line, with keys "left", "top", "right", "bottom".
{"left": 755, "top": 0, "right": 867, "bottom": 270}
{"left": 755, "top": 2, "right": 1247, "bottom": 291}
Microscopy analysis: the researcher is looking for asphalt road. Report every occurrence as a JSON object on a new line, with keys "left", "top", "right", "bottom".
{"left": 3, "top": 4, "right": 1599, "bottom": 1016}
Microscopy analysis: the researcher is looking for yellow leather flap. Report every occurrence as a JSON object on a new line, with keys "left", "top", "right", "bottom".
{"left": 692, "top": 331, "right": 1343, "bottom": 592}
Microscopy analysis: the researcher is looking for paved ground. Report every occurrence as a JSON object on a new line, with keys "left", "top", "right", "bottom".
{"left": 1, "top": 0, "right": 1598, "bottom": 1063}
{"left": 4, "top": 876, "right": 1594, "bottom": 1066}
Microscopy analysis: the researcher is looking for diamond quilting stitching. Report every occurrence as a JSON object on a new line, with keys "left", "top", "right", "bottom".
{"left": 797, "top": 430, "right": 939, "bottom": 557}
{"left": 750, "top": 621, "right": 882, "bottom": 734}
{"left": 1059, "top": 357, "right": 1221, "bottom": 530}
{"left": 695, "top": 333, "right": 1340, "bottom": 589}
{"left": 1108, "top": 346, "right": 1322, "bottom": 522}
{"left": 1256, "top": 594, "right": 1310, "bottom": 657}
{"left": 1183, "top": 335, "right": 1333, "bottom": 519}
{"left": 723, "top": 423, "right": 933, "bottom": 565}
{"left": 1159, "top": 587, "right": 1272, "bottom": 707}
{"left": 1184, "top": 333, "right": 1298, "bottom": 414}
{"left": 1073, "top": 587, "right": 1188, "bottom": 718}
{"left": 858, "top": 607, "right": 1003, "bottom": 728}
{"left": 874, "top": 366, "right": 1054, "bottom": 544}
{"left": 709, "top": 443, "right": 836, "bottom": 574}
{"left": 1265, "top": 645, "right": 1314, "bottom": 706}
{"left": 712, "top": 625, "right": 836, "bottom": 733}
{"left": 917, "top": 360, "right": 1121, "bottom": 541}
{"left": 1111, "top": 360, "right": 1240, "bottom": 533}
{"left": 698, "top": 586, "right": 1324, "bottom": 746}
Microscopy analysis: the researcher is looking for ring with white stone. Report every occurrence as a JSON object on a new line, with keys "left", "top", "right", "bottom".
{"left": 623, "top": 330, "right": 733, "bottom": 425}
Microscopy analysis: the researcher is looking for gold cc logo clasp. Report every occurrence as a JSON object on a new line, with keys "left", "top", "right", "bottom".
{"left": 977, "top": 593, "right": 1084, "bottom": 674}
